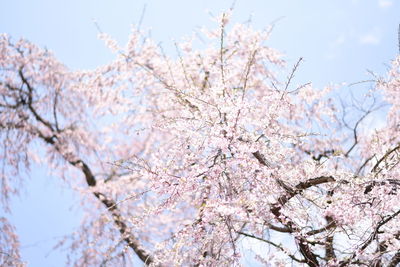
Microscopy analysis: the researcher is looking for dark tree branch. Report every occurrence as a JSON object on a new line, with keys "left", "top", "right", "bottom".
{"left": 267, "top": 223, "right": 292, "bottom": 233}
{"left": 18, "top": 69, "right": 55, "bottom": 131}
{"left": 371, "top": 145, "right": 400, "bottom": 173}
{"left": 252, "top": 152, "right": 338, "bottom": 266}
{"left": 344, "top": 111, "right": 371, "bottom": 157}
{"left": 388, "top": 250, "right": 400, "bottom": 267}
{"left": 52, "top": 89, "right": 61, "bottom": 132}
{"left": 306, "top": 220, "right": 336, "bottom": 236}
{"left": 339, "top": 209, "right": 400, "bottom": 267}
{"left": 324, "top": 216, "right": 336, "bottom": 261}
{"left": 5, "top": 75, "right": 156, "bottom": 265}
{"left": 357, "top": 155, "right": 374, "bottom": 175}
{"left": 363, "top": 179, "right": 400, "bottom": 195}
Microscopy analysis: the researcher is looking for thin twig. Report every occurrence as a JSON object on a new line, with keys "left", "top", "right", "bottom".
{"left": 238, "top": 231, "right": 306, "bottom": 263}
{"left": 281, "top": 57, "right": 303, "bottom": 99}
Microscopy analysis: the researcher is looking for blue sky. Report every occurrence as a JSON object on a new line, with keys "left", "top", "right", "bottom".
{"left": 1, "top": 1, "right": 399, "bottom": 266}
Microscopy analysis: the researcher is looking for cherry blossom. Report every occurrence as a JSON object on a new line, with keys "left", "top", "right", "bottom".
{"left": 1, "top": 12, "right": 400, "bottom": 267}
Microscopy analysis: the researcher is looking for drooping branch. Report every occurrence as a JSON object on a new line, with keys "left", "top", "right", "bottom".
{"left": 37, "top": 121, "right": 155, "bottom": 265}
{"left": 3, "top": 75, "right": 156, "bottom": 265}
{"left": 40, "top": 127, "right": 154, "bottom": 264}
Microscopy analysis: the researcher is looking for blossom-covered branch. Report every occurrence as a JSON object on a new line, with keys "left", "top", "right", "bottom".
{"left": 1, "top": 12, "right": 400, "bottom": 266}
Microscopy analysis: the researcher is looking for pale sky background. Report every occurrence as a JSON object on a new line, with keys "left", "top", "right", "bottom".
{"left": 1, "top": 1, "right": 399, "bottom": 266}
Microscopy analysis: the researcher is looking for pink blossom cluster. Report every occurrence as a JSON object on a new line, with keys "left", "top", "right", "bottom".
{"left": 1, "top": 13, "right": 400, "bottom": 266}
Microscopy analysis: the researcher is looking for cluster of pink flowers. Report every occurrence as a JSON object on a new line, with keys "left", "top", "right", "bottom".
{"left": 1, "top": 13, "right": 400, "bottom": 266}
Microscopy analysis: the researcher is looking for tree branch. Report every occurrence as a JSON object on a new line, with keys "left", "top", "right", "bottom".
{"left": 237, "top": 231, "right": 306, "bottom": 263}
{"left": 388, "top": 250, "right": 400, "bottom": 267}
{"left": 371, "top": 144, "right": 400, "bottom": 173}
{"left": 7, "top": 74, "right": 156, "bottom": 265}
{"left": 339, "top": 209, "right": 400, "bottom": 267}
